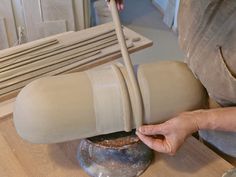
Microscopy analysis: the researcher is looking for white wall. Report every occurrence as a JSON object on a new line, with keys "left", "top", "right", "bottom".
{"left": 0, "top": 0, "right": 91, "bottom": 49}
{"left": 173, "top": 0, "right": 180, "bottom": 32}
{"left": 152, "top": 0, "right": 168, "bottom": 13}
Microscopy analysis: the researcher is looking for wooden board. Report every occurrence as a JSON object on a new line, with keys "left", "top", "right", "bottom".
{"left": 0, "top": 18, "right": 9, "bottom": 50}
{"left": 41, "top": 0, "right": 75, "bottom": 31}
{"left": 0, "top": 116, "right": 233, "bottom": 177}
{"left": 0, "top": 0, "right": 17, "bottom": 46}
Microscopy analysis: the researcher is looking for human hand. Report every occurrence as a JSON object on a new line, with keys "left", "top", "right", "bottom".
{"left": 136, "top": 111, "right": 203, "bottom": 155}
{"left": 106, "top": 0, "right": 124, "bottom": 11}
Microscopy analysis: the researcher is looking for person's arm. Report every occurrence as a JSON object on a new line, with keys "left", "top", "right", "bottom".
{"left": 106, "top": 0, "right": 124, "bottom": 11}
{"left": 136, "top": 107, "right": 236, "bottom": 155}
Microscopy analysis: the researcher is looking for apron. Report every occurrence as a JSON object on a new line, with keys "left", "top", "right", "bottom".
{"left": 178, "top": 0, "right": 236, "bottom": 157}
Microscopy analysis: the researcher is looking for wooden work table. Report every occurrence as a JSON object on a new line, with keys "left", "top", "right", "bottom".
{"left": 0, "top": 116, "right": 233, "bottom": 177}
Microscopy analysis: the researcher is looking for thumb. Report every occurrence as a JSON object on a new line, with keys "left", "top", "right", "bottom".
{"left": 139, "top": 124, "right": 164, "bottom": 136}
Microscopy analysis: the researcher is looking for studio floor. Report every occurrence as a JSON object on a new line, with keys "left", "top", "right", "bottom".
{"left": 120, "top": 0, "right": 184, "bottom": 64}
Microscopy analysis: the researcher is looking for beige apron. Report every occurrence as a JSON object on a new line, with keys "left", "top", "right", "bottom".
{"left": 178, "top": 0, "right": 236, "bottom": 157}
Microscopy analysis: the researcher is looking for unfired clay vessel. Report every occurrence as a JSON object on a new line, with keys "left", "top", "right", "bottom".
{"left": 13, "top": 61, "right": 207, "bottom": 144}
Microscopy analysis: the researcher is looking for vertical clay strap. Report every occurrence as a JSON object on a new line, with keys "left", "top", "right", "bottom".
{"left": 110, "top": 0, "right": 143, "bottom": 128}
{"left": 86, "top": 68, "right": 123, "bottom": 134}
{"left": 111, "top": 64, "right": 132, "bottom": 132}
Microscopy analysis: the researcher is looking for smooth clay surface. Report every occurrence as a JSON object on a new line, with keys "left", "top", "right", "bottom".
{"left": 137, "top": 61, "right": 207, "bottom": 124}
{"left": 13, "top": 61, "right": 207, "bottom": 144}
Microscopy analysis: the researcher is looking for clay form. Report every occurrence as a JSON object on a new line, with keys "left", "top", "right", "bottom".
{"left": 110, "top": 0, "right": 143, "bottom": 128}
{"left": 13, "top": 61, "right": 207, "bottom": 144}
{"left": 137, "top": 62, "right": 207, "bottom": 123}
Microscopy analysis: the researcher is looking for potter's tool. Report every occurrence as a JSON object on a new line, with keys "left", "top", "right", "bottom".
{"left": 110, "top": 0, "right": 143, "bottom": 128}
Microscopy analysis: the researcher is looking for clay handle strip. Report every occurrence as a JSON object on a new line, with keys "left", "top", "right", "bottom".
{"left": 110, "top": 0, "right": 143, "bottom": 128}
{"left": 0, "top": 31, "right": 116, "bottom": 68}
{"left": 30, "top": 30, "right": 116, "bottom": 57}
{"left": 0, "top": 39, "right": 59, "bottom": 62}
{"left": 111, "top": 64, "right": 132, "bottom": 132}
{"left": 0, "top": 35, "right": 117, "bottom": 72}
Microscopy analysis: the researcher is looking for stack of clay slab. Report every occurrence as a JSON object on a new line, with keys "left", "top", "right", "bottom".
{"left": 0, "top": 23, "right": 152, "bottom": 103}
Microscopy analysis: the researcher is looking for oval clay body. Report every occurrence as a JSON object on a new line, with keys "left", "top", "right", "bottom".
{"left": 13, "top": 61, "right": 207, "bottom": 144}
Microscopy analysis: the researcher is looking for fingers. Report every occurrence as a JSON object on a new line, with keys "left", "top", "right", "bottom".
{"left": 116, "top": 2, "right": 124, "bottom": 11}
{"left": 117, "top": 3, "right": 121, "bottom": 11}
{"left": 120, "top": 3, "right": 124, "bottom": 10}
{"left": 139, "top": 124, "right": 165, "bottom": 136}
{"left": 118, "top": 0, "right": 124, "bottom": 10}
{"left": 136, "top": 131, "right": 171, "bottom": 154}
{"left": 107, "top": 0, "right": 124, "bottom": 11}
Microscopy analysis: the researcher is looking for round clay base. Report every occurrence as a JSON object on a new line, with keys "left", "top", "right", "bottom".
{"left": 77, "top": 130, "right": 153, "bottom": 177}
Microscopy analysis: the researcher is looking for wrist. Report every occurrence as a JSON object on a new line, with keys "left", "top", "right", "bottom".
{"left": 193, "top": 109, "right": 214, "bottom": 131}
{"left": 178, "top": 112, "right": 200, "bottom": 135}
{"left": 180, "top": 110, "right": 207, "bottom": 134}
